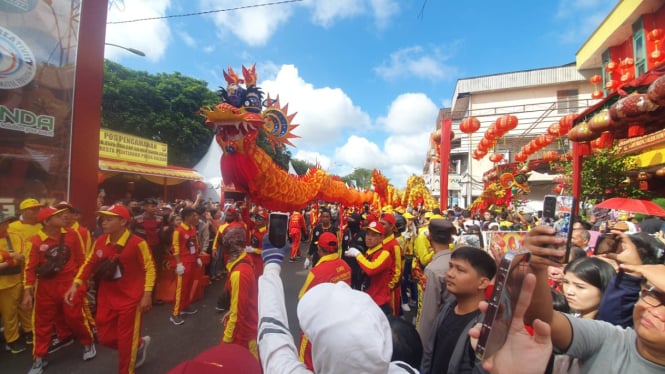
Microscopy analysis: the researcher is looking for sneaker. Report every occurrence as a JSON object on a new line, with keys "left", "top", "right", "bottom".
{"left": 288, "top": 257, "right": 297, "bottom": 263}
{"left": 48, "top": 335, "right": 74, "bottom": 354}
{"left": 401, "top": 303, "right": 411, "bottom": 312}
{"left": 215, "top": 304, "right": 226, "bottom": 312}
{"left": 135, "top": 336, "right": 151, "bottom": 369}
{"left": 28, "top": 358, "right": 48, "bottom": 374}
{"left": 170, "top": 315, "right": 184, "bottom": 326}
{"left": 82, "top": 344, "right": 96, "bottom": 361}
{"left": 24, "top": 332, "right": 33, "bottom": 345}
{"left": 5, "top": 339, "right": 27, "bottom": 354}
{"left": 181, "top": 306, "right": 198, "bottom": 315}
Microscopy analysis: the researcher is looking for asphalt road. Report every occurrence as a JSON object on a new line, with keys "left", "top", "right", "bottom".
{"left": 2, "top": 246, "right": 310, "bottom": 374}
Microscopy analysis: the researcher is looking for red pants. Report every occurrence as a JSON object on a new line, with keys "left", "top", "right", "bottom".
{"left": 290, "top": 230, "right": 301, "bottom": 259}
{"left": 390, "top": 286, "right": 401, "bottom": 317}
{"left": 33, "top": 280, "right": 93, "bottom": 358}
{"left": 97, "top": 303, "right": 143, "bottom": 374}
{"left": 172, "top": 262, "right": 195, "bottom": 316}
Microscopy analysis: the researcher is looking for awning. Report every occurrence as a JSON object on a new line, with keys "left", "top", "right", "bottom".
{"left": 99, "top": 158, "right": 202, "bottom": 185}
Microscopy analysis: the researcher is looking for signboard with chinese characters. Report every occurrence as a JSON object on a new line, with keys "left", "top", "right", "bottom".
{"left": 99, "top": 129, "right": 168, "bottom": 167}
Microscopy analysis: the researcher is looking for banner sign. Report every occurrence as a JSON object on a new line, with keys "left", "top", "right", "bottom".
{"left": 99, "top": 129, "right": 168, "bottom": 167}
{"left": 0, "top": 0, "right": 80, "bottom": 212}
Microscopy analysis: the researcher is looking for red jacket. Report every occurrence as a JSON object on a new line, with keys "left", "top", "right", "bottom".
{"left": 382, "top": 234, "right": 403, "bottom": 289}
{"left": 298, "top": 253, "right": 351, "bottom": 299}
{"left": 24, "top": 228, "right": 85, "bottom": 288}
{"left": 288, "top": 212, "right": 305, "bottom": 234}
{"left": 75, "top": 229, "right": 156, "bottom": 309}
{"left": 172, "top": 223, "right": 199, "bottom": 263}
{"left": 223, "top": 253, "right": 258, "bottom": 344}
{"left": 356, "top": 243, "right": 394, "bottom": 307}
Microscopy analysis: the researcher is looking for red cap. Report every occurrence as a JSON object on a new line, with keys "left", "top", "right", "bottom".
{"left": 317, "top": 232, "right": 338, "bottom": 252}
{"left": 366, "top": 221, "right": 385, "bottom": 235}
{"left": 381, "top": 213, "right": 396, "bottom": 226}
{"left": 38, "top": 207, "right": 67, "bottom": 222}
{"left": 97, "top": 204, "right": 131, "bottom": 221}
{"left": 56, "top": 201, "right": 74, "bottom": 209}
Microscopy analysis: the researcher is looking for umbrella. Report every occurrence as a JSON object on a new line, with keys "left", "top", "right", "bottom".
{"left": 595, "top": 197, "right": 665, "bottom": 217}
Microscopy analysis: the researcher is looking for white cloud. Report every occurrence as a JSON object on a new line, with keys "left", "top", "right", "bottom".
{"left": 199, "top": 0, "right": 294, "bottom": 47}
{"left": 375, "top": 45, "right": 459, "bottom": 81}
{"left": 335, "top": 136, "right": 386, "bottom": 170}
{"left": 178, "top": 31, "right": 196, "bottom": 48}
{"left": 105, "top": 0, "right": 172, "bottom": 62}
{"left": 305, "top": 0, "right": 365, "bottom": 27}
{"left": 376, "top": 93, "right": 439, "bottom": 134}
{"left": 259, "top": 65, "right": 371, "bottom": 147}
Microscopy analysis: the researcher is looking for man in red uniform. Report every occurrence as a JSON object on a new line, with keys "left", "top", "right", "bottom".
{"left": 22, "top": 207, "right": 95, "bottom": 374}
{"left": 246, "top": 211, "right": 268, "bottom": 279}
{"left": 288, "top": 210, "right": 306, "bottom": 262}
{"left": 220, "top": 225, "right": 258, "bottom": 360}
{"left": 380, "top": 213, "right": 403, "bottom": 316}
{"left": 65, "top": 205, "right": 155, "bottom": 374}
{"left": 170, "top": 208, "right": 201, "bottom": 326}
{"left": 344, "top": 221, "right": 394, "bottom": 314}
{"left": 297, "top": 231, "right": 351, "bottom": 370}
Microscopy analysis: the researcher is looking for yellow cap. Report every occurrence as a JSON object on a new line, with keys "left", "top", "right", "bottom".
{"left": 20, "top": 198, "right": 42, "bottom": 210}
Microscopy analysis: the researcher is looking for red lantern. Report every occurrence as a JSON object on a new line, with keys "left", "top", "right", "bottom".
{"left": 559, "top": 113, "right": 578, "bottom": 136}
{"left": 553, "top": 184, "right": 564, "bottom": 194}
{"left": 486, "top": 124, "right": 498, "bottom": 140}
{"left": 651, "top": 49, "right": 664, "bottom": 63}
{"left": 547, "top": 123, "right": 560, "bottom": 137}
{"left": 589, "top": 75, "right": 602, "bottom": 85}
{"left": 596, "top": 132, "right": 614, "bottom": 149}
{"left": 460, "top": 117, "right": 481, "bottom": 134}
{"left": 543, "top": 151, "right": 559, "bottom": 162}
{"left": 592, "top": 90, "right": 604, "bottom": 99}
{"left": 605, "top": 60, "right": 618, "bottom": 72}
{"left": 606, "top": 80, "right": 619, "bottom": 91}
{"left": 524, "top": 143, "right": 534, "bottom": 155}
{"left": 495, "top": 115, "right": 518, "bottom": 133}
{"left": 489, "top": 153, "right": 504, "bottom": 163}
{"left": 514, "top": 151, "right": 528, "bottom": 162}
{"left": 648, "top": 28, "right": 665, "bottom": 42}
{"left": 479, "top": 137, "right": 493, "bottom": 149}
{"left": 627, "top": 123, "right": 645, "bottom": 138}
{"left": 638, "top": 172, "right": 651, "bottom": 191}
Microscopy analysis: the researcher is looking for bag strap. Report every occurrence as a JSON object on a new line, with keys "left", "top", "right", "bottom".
{"left": 5, "top": 236, "right": 13, "bottom": 252}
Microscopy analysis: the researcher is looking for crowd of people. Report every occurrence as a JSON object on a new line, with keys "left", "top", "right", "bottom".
{"left": 1, "top": 194, "right": 664, "bottom": 373}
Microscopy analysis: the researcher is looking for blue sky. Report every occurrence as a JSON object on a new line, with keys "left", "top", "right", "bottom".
{"left": 104, "top": 0, "right": 617, "bottom": 188}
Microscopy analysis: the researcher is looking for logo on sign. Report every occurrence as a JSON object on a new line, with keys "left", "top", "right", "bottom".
{"left": 0, "top": 26, "right": 36, "bottom": 89}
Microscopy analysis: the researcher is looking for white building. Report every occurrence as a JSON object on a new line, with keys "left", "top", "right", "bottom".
{"left": 424, "top": 63, "right": 601, "bottom": 210}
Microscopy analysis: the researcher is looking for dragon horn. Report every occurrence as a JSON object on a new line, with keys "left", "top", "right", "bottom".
{"left": 223, "top": 66, "right": 243, "bottom": 85}
{"left": 242, "top": 64, "right": 257, "bottom": 87}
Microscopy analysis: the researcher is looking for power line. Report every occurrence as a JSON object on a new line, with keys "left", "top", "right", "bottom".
{"left": 107, "top": 0, "right": 303, "bottom": 24}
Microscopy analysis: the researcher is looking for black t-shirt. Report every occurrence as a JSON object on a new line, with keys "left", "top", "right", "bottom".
{"left": 430, "top": 308, "right": 481, "bottom": 374}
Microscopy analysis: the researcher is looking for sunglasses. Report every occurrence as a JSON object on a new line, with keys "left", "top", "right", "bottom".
{"left": 640, "top": 285, "right": 665, "bottom": 308}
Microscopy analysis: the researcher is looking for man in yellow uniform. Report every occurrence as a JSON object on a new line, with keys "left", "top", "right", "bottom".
{"left": 0, "top": 213, "right": 28, "bottom": 354}
{"left": 7, "top": 198, "right": 42, "bottom": 345}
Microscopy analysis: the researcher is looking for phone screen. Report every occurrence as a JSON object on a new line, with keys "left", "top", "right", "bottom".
{"left": 475, "top": 250, "right": 531, "bottom": 361}
{"left": 268, "top": 212, "right": 289, "bottom": 248}
{"left": 541, "top": 195, "right": 577, "bottom": 264}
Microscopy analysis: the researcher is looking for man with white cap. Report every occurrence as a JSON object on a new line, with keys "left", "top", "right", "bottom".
{"left": 257, "top": 238, "right": 418, "bottom": 373}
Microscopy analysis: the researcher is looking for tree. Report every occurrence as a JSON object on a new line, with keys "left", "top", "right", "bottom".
{"left": 102, "top": 60, "right": 218, "bottom": 167}
{"left": 290, "top": 158, "right": 315, "bottom": 176}
{"left": 341, "top": 168, "right": 373, "bottom": 190}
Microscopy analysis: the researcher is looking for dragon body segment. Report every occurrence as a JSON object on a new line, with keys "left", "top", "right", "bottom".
{"left": 200, "top": 65, "right": 373, "bottom": 211}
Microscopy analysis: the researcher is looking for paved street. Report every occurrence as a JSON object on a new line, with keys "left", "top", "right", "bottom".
{"left": 2, "top": 246, "right": 310, "bottom": 374}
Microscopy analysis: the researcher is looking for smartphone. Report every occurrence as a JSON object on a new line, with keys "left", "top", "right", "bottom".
{"left": 475, "top": 250, "right": 531, "bottom": 361}
{"left": 541, "top": 195, "right": 577, "bottom": 263}
{"left": 268, "top": 212, "right": 289, "bottom": 248}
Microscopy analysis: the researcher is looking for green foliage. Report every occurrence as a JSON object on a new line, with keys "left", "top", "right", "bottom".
{"left": 290, "top": 158, "right": 315, "bottom": 176}
{"left": 573, "top": 146, "right": 649, "bottom": 205}
{"left": 101, "top": 60, "right": 218, "bottom": 167}
{"left": 256, "top": 131, "right": 292, "bottom": 171}
{"left": 341, "top": 168, "right": 373, "bottom": 190}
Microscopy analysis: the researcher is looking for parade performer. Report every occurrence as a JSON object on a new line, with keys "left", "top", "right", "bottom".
{"left": 344, "top": 221, "right": 394, "bottom": 314}
{"left": 297, "top": 231, "right": 351, "bottom": 370}
{"left": 170, "top": 208, "right": 201, "bottom": 326}
{"left": 220, "top": 225, "right": 258, "bottom": 359}
{"left": 246, "top": 211, "right": 268, "bottom": 279}
{"left": 0, "top": 213, "right": 27, "bottom": 354}
{"left": 340, "top": 213, "right": 367, "bottom": 290}
{"left": 22, "top": 207, "right": 95, "bottom": 374}
{"left": 305, "top": 208, "right": 337, "bottom": 267}
{"left": 380, "top": 213, "right": 403, "bottom": 317}
{"left": 288, "top": 210, "right": 306, "bottom": 262}
{"left": 65, "top": 205, "right": 155, "bottom": 374}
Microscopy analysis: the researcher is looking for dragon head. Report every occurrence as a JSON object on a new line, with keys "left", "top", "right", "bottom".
{"left": 200, "top": 64, "right": 299, "bottom": 152}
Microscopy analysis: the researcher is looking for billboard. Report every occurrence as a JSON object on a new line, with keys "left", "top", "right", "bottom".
{"left": 0, "top": 0, "right": 81, "bottom": 214}
{"left": 99, "top": 129, "right": 168, "bottom": 167}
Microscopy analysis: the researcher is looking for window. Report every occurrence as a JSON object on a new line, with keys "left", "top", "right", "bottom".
{"left": 601, "top": 49, "right": 611, "bottom": 94}
{"left": 557, "top": 89, "right": 579, "bottom": 114}
{"left": 633, "top": 17, "right": 647, "bottom": 77}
